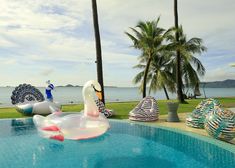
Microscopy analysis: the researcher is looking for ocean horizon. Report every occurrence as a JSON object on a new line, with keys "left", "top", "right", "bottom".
{"left": 0, "top": 86, "right": 235, "bottom": 107}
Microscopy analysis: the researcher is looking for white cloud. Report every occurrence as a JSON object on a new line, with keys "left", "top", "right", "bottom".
{"left": 0, "top": 38, "right": 17, "bottom": 47}
{"left": 40, "top": 68, "right": 54, "bottom": 76}
{"left": 0, "top": 0, "right": 235, "bottom": 86}
{"left": 202, "top": 66, "right": 235, "bottom": 82}
{"left": 0, "top": 0, "right": 86, "bottom": 30}
{"left": 0, "top": 58, "right": 17, "bottom": 65}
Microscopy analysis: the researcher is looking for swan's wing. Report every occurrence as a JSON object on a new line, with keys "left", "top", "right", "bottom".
{"left": 33, "top": 114, "right": 64, "bottom": 141}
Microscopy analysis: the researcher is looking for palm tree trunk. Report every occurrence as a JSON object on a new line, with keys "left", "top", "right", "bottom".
{"left": 174, "top": 0, "right": 184, "bottom": 103}
{"left": 91, "top": 0, "right": 105, "bottom": 104}
{"left": 142, "top": 56, "right": 152, "bottom": 98}
{"left": 163, "top": 85, "right": 170, "bottom": 100}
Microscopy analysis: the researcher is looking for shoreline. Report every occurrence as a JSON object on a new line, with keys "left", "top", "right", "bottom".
{"left": 1, "top": 87, "right": 235, "bottom": 108}
{"left": 1, "top": 96, "right": 234, "bottom": 109}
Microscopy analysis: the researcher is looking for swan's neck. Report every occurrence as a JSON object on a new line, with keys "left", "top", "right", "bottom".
{"left": 83, "top": 89, "right": 99, "bottom": 117}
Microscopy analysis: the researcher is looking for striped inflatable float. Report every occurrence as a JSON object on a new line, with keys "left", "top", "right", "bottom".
{"left": 95, "top": 99, "right": 114, "bottom": 118}
{"left": 129, "top": 96, "right": 159, "bottom": 121}
{"left": 204, "top": 107, "right": 235, "bottom": 142}
{"left": 186, "top": 98, "right": 221, "bottom": 128}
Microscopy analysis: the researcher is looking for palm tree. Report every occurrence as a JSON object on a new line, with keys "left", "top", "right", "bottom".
{"left": 125, "top": 18, "right": 169, "bottom": 98}
{"left": 167, "top": 26, "right": 207, "bottom": 95}
{"left": 91, "top": 0, "right": 105, "bottom": 104}
{"left": 133, "top": 51, "right": 175, "bottom": 100}
{"left": 174, "top": 0, "right": 184, "bottom": 103}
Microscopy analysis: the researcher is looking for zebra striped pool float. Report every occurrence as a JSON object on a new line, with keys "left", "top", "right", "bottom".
{"left": 95, "top": 99, "right": 113, "bottom": 118}
{"left": 129, "top": 96, "right": 159, "bottom": 121}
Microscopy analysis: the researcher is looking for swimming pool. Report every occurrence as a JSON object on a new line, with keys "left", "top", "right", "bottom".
{"left": 0, "top": 118, "right": 234, "bottom": 168}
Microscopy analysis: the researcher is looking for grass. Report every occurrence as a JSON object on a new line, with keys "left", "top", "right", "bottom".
{"left": 0, "top": 97, "right": 234, "bottom": 119}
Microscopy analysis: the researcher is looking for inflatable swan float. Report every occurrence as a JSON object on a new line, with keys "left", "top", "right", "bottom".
{"left": 33, "top": 80, "right": 110, "bottom": 141}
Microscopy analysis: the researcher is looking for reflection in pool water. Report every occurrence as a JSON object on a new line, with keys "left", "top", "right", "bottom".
{"left": 0, "top": 118, "right": 234, "bottom": 168}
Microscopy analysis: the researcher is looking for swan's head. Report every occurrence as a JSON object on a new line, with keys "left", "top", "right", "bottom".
{"left": 83, "top": 80, "right": 102, "bottom": 100}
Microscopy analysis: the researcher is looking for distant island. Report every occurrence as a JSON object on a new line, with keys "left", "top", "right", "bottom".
{"left": 56, "top": 84, "right": 117, "bottom": 88}
{"left": 1, "top": 79, "right": 234, "bottom": 88}
{"left": 201, "top": 79, "right": 235, "bottom": 88}
{"left": 57, "top": 84, "right": 81, "bottom": 87}
{"left": 56, "top": 80, "right": 235, "bottom": 88}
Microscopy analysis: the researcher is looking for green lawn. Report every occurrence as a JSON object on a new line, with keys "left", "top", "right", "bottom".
{"left": 0, "top": 97, "right": 234, "bottom": 119}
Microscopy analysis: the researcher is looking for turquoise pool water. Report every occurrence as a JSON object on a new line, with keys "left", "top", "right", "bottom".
{"left": 0, "top": 118, "right": 234, "bottom": 168}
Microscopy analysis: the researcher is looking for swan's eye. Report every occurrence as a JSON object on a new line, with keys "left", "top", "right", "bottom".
{"left": 92, "top": 85, "right": 99, "bottom": 92}
{"left": 92, "top": 85, "right": 101, "bottom": 93}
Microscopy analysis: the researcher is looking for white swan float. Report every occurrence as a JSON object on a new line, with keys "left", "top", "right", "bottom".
{"left": 33, "top": 80, "right": 110, "bottom": 141}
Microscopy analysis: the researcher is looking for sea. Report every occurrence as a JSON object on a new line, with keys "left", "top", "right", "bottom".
{"left": 0, "top": 86, "right": 235, "bottom": 107}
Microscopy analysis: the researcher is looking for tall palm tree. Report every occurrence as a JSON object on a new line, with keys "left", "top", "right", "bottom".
{"left": 174, "top": 0, "right": 184, "bottom": 103}
{"left": 133, "top": 51, "right": 175, "bottom": 100}
{"left": 125, "top": 18, "right": 169, "bottom": 98}
{"left": 91, "top": 0, "right": 105, "bottom": 104}
{"left": 167, "top": 26, "right": 207, "bottom": 94}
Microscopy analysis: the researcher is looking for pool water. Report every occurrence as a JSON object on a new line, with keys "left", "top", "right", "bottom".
{"left": 0, "top": 118, "right": 234, "bottom": 168}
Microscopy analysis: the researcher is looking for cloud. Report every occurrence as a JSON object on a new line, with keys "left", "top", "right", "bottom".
{"left": 0, "top": 38, "right": 17, "bottom": 47}
{"left": 0, "top": 0, "right": 85, "bottom": 30}
{"left": 0, "top": 0, "right": 235, "bottom": 86}
{"left": 40, "top": 68, "right": 54, "bottom": 76}
{"left": 0, "top": 58, "right": 17, "bottom": 65}
{"left": 202, "top": 66, "right": 235, "bottom": 82}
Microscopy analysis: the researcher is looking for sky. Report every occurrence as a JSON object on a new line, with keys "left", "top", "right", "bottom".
{"left": 0, "top": 0, "right": 234, "bottom": 87}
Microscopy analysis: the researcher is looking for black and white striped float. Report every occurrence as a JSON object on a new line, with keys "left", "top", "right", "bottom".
{"left": 95, "top": 99, "right": 114, "bottom": 118}
{"left": 129, "top": 96, "right": 159, "bottom": 121}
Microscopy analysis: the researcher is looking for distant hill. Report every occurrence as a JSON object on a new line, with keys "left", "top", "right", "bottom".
{"left": 56, "top": 84, "right": 117, "bottom": 88}
{"left": 57, "top": 84, "right": 81, "bottom": 87}
{"left": 201, "top": 79, "right": 235, "bottom": 88}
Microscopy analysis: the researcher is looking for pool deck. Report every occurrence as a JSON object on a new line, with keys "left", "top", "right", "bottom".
{"left": 128, "top": 112, "right": 235, "bottom": 145}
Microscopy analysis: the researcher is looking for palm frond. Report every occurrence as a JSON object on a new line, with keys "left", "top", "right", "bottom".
{"left": 190, "top": 57, "right": 206, "bottom": 76}
{"left": 133, "top": 64, "right": 146, "bottom": 69}
{"left": 133, "top": 71, "right": 144, "bottom": 84}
